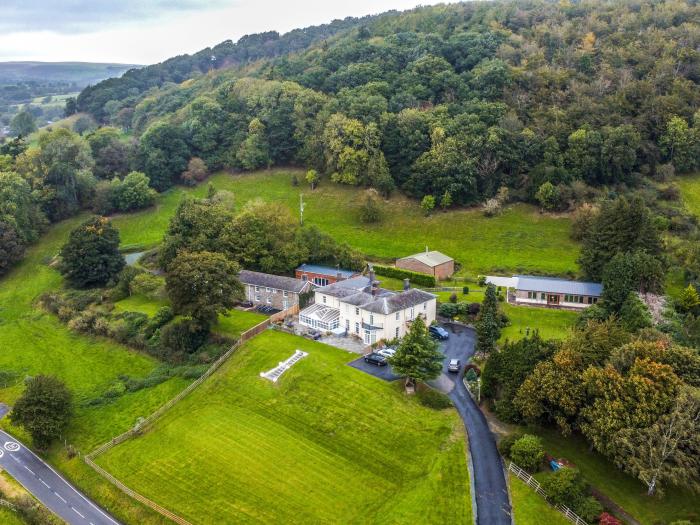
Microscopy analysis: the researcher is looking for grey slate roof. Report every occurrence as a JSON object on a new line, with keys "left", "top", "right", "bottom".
{"left": 296, "top": 264, "right": 357, "bottom": 278}
{"left": 362, "top": 288, "right": 436, "bottom": 314}
{"left": 239, "top": 270, "right": 310, "bottom": 293}
{"left": 514, "top": 275, "right": 603, "bottom": 296}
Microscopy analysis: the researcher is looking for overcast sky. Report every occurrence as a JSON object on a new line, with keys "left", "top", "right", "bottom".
{"left": 0, "top": 0, "right": 444, "bottom": 65}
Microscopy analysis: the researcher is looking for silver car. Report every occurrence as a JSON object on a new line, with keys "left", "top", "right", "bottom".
{"left": 377, "top": 348, "right": 396, "bottom": 358}
{"left": 448, "top": 358, "right": 460, "bottom": 373}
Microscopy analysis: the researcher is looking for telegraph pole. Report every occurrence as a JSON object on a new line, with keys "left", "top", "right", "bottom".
{"left": 299, "top": 193, "right": 305, "bottom": 226}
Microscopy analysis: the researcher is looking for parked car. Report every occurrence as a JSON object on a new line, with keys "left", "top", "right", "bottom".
{"left": 429, "top": 325, "right": 449, "bottom": 340}
{"left": 364, "top": 352, "right": 387, "bottom": 366}
{"left": 306, "top": 329, "right": 322, "bottom": 340}
{"left": 377, "top": 348, "right": 396, "bottom": 358}
{"left": 448, "top": 358, "right": 461, "bottom": 373}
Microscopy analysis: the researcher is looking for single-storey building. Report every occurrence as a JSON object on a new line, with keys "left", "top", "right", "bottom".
{"left": 396, "top": 248, "right": 454, "bottom": 279}
{"left": 299, "top": 271, "right": 437, "bottom": 345}
{"left": 295, "top": 264, "right": 360, "bottom": 287}
{"left": 239, "top": 270, "right": 313, "bottom": 310}
{"left": 485, "top": 275, "right": 602, "bottom": 310}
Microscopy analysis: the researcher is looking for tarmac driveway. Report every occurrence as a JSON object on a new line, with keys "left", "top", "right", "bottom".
{"left": 347, "top": 322, "right": 473, "bottom": 388}
{"left": 347, "top": 323, "right": 511, "bottom": 525}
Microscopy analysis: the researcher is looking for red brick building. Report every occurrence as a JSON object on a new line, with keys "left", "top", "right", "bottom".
{"left": 396, "top": 249, "right": 454, "bottom": 280}
{"left": 295, "top": 264, "right": 360, "bottom": 287}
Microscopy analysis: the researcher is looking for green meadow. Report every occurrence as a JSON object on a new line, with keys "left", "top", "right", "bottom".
{"left": 97, "top": 330, "right": 471, "bottom": 525}
{"left": 111, "top": 169, "right": 580, "bottom": 276}
{"left": 677, "top": 172, "right": 700, "bottom": 218}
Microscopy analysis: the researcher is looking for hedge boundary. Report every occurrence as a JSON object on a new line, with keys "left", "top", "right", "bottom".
{"left": 372, "top": 264, "right": 436, "bottom": 287}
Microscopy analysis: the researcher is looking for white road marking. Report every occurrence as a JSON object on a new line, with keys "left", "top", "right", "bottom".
{"left": 24, "top": 465, "right": 35, "bottom": 475}
{"left": 0, "top": 449, "right": 3, "bottom": 458}
{"left": 4, "top": 441, "right": 20, "bottom": 452}
{"left": 71, "top": 506, "right": 85, "bottom": 519}
{"left": 40, "top": 479, "right": 50, "bottom": 488}
{"left": 55, "top": 492, "right": 67, "bottom": 503}
{"left": 10, "top": 454, "right": 20, "bottom": 463}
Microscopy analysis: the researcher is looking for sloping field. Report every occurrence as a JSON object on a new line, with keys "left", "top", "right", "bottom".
{"left": 110, "top": 169, "right": 579, "bottom": 276}
{"left": 97, "top": 331, "right": 472, "bottom": 524}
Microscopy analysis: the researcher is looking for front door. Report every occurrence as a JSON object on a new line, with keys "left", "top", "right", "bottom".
{"left": 364, "top": 330, "right": 370, "bottom": 344}
{"left": 547, "top": 294, "right": 559, "bottom": 305}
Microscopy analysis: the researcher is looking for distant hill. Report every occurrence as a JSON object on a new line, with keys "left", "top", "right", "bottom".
{"left": 0, "top": 61, "right": 141, "bottom": 87}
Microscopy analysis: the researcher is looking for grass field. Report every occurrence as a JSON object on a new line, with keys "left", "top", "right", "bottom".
{"left": 110, "top": 170, "right": 579, "bottom": 276}
{"left": 501, "top": 304, "right": 578, "bottom": 342}
{"left": 530, "top": 427, "right": 700, "bottom": 524}
{"left": 677, "top": 172, "right": 700, "bottom": 218}
{"left": 97, "top": 331, "right": 472, "bottom": 524}
{"left": 509, "top": 473, "right": 569, "bottom": 525}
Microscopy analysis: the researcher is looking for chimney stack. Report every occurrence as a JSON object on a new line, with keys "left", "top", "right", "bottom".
{"left": 425, "top": 245, "right": 429, "bottom": 254}
{"left": 403, "top": 278, "right": 410, "bottom": 291}
{"left": 368, "top": 264, "right": 375, "bottom": 286}
{"left": 336, "top": 271, "right": 343, "bottom": 281}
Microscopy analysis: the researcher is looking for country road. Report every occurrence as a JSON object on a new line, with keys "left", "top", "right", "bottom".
{"left": 0, "top": 410, "right": 120, "bottom": 525}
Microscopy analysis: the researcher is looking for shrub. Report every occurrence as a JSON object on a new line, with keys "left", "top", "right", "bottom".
{"left": 463, "top": 286, "right": 469, "bottom": 295}
{"left": 159, "top": 317, "right": 208, "bottom": 357}
{"left": 541, "top": 469, "right": 602, "bottom": 522}
{"left": 497, "top": 432, "right": 523, "bottom": 457}
{"left": 372, "top": 264, "right": 436, "bottom": 287}
{"left": 181, "top": 157, "right": 208, "bottom": 186}
{"left": 110, "top": 171, "right": 157, "bottom": 211}
{"left": 510, "top": 434, "right": 545, "bottom": 471}
{"left": 449, "top": 292, "right": 458, "bottom": 303}
{"left": 418, "top": 388, "right": 453, "bottom": 409}
{"left": 482, "top": 198, "right": 502, "bottom": 217}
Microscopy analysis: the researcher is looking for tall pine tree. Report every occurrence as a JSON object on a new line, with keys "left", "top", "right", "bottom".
{"left": 476, "top": 283, "right": 501, "bottom": 354}
{"left": 390, "top": 317, "right": 443, "bottom": 386}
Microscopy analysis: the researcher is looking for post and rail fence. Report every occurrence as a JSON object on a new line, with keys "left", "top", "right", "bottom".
{"left": 81, "top": 309, "right": 291, "bottom": 525}
{"left": 508, "top": 462, "right": 588, "bottom": 525}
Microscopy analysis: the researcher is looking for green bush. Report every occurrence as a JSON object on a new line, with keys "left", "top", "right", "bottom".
{"left": 418, "top": 388, "right": 453, "bottom": 409}
{"left": 372, "top": 264, "right": 436, "bottom": 287}
{"left": 541, "top": 469, "right": 602, "bottom": 522}
{"left": 497, "top": 432, "right": 523, "bottom": 457}
{"left": 159, "top": 317, "right": 208, "bottom": 358}
{"left": 510, "top": 434, "right": 545, "bottom": 471}
{"left": 463, "top": 286, "right": 469, "bottom": 295}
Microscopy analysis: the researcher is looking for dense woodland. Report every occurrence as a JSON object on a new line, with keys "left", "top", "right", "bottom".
{"left": 73, "top": 0, "right": 700, "bottom": 206}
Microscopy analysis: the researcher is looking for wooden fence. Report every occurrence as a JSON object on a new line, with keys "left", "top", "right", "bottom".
{"left": 82, "top": 311, "right": 286, "bottom": 524}
{"left": 508, "top": 462, "right": 588, "bottom": 525}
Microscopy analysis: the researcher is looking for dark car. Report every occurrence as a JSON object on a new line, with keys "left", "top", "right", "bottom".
{"left": 429, "top": 325, "right": 449, "bottom": 340}
{"left": 363, "top": 352, "right": 388, "bottom": 366}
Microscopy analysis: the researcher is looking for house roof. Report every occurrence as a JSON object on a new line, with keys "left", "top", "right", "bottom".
{"left": 317, "top": 276, "right": 372, "bottom": 298}
{"left": 239, "top": 270, "right": 310, "bottom": 293}
{"left": 296, "top": 264, "right": 357, "bottom": 278}
{"left": 398, "top": 250, "right": 453, "bottom": 267}
{"left": 486, "top": 274, "right": 603, "bottom": 296}
{"left": 515, "top": 275, "right": 602, "bottom": 296}
{"left": 362, "top": 288, "right": 436, "bottom": 315}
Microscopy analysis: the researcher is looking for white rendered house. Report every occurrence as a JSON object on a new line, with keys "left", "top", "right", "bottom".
{"left": 299, "top": 272, "right": 437, "bottom": 345}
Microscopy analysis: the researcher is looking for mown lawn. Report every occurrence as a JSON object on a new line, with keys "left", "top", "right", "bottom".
{"left": 509, "top": 473, "right": 569, "bottom": 525}
{"left": 501, "top": 304, "right": 578, "bottom": 342}
{"left": 677, "top": 172, "right": 700, "bottom": 218}
{"left": 111, "top": 169, "right": 579, "bottom": 276}
{"left": 97, "top": 330, "right": 472, "bottom": 525}
{"left": 530, "top": 427, "right": 700, "bottom": 525}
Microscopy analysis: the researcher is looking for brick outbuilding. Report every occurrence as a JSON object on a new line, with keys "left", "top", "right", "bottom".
{"left": 396, "top": 249, "right": 454, "bottom": 280}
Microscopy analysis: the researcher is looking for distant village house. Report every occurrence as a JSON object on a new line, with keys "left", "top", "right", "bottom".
{"left": 486, "top": 275, "right": 602, "bottom": 310}
{"left": 396, "top": 248, "right": 454, "bottom": 279}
